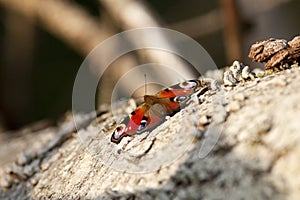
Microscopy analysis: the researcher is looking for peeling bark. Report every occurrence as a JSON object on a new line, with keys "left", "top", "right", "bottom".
{"left": 249, "top": 36, "right": 300, "bottom": 70}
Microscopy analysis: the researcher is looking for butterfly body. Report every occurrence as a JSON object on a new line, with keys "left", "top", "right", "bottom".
{"left": 111, "top": 80, "right": 205, "bottom": 144}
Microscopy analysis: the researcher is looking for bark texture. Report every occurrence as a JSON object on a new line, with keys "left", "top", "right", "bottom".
{"left": 249, "top": 36, "right": 300, "bottom": 70}
{"left": 1, "top": 63, "right": 300, "bottom": 199}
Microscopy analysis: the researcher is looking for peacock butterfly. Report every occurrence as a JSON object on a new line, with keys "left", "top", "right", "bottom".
{"left": 111, "top": 79, "right": 207, "bottom": 144}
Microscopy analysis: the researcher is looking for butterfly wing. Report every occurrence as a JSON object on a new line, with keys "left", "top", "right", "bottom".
{"left": 145, "top": 80, "right": 203, "bottom": 115}
{"left": 111, "top": 103, "right": 151, "bottom": 144}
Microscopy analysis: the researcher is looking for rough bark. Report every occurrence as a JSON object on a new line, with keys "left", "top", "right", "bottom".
{"left": 249, "top": 36, "right": 300, "bottom": 70}
{"left": 0, "top": 60, "right": 300, "bottom": 199}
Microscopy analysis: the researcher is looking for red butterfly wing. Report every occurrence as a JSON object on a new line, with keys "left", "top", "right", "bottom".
{"left": 145, "top": 80, "right": 202, "bottom": 114}
{"left": 111, "top": 104, "right": 150, "bottom": 143}
{"left": 157, "top": 80, "right": 202, "bottom": 99}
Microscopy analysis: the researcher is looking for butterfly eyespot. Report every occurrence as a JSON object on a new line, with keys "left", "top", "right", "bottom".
{"left": 112, "top": 124, "right": 126, "bottom": 140}
{"left": 137, "top": 121, "right": 147, "bottom": 131}
{"left": 171, "top": 96, "right": 188, "bottom": 102}
{"left": 137, "top": 116, "right": 148, "bottom": 132}
{"left": 180, "top": 80, "right": 198, "bottom": 89}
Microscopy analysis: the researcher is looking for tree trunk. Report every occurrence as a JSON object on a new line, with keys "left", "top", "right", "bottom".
{"left": 1, "top": 63, "right": 300, "bottom": 199}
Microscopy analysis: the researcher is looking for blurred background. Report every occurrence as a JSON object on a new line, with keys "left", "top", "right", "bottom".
{"left": 0, "top": 0, "right": 299, "bottom": 131}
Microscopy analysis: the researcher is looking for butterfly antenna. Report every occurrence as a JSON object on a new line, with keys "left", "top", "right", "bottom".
{"left": 144, "top": 74, "right": 147, "bottom": 95}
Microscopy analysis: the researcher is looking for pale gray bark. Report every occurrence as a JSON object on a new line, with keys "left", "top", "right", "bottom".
{"left": 1, "top": 65, "right": 300, "bottom": 199}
